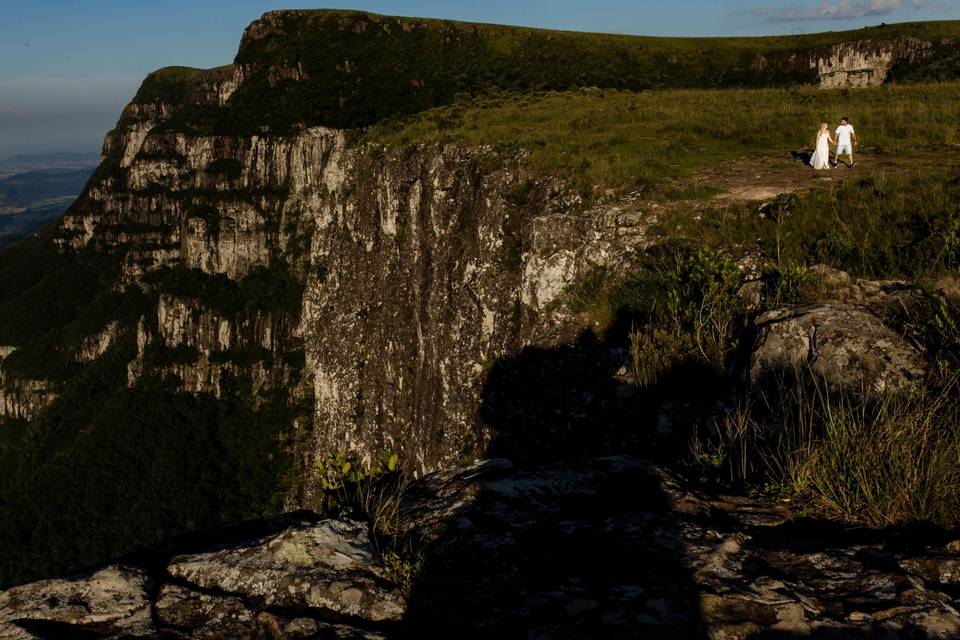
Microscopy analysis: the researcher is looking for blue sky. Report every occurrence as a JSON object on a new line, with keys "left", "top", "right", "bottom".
{"left": 1, "top": 0, "right": 957, "bottom": 158}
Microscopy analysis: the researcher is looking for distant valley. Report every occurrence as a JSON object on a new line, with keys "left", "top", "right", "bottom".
{"left": 0, "top": 153, "right": 98, "bottom": 246}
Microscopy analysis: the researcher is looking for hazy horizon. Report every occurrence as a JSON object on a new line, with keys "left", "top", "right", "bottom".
{"left": 2, "top": 0, "right": 958, "bottom": 158}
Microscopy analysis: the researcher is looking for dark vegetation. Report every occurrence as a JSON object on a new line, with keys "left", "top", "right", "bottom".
{"left": 0, "top": 235, "right": 307, "bottom": 587}
{"left": 0, "top": 367, "right": 299, "bottom": 587}
{"left": 146, "top": 263, "right": 305, "bottom": 315}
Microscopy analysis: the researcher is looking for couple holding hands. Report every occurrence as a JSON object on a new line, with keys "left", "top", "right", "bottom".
{"left": 810, "top": 117, "right": 858, "bottom": 170}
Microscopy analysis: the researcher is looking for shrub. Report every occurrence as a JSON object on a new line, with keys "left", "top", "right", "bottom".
{"left": 315, "top": 450, "right": 421, "bottom": 592}
{"left": 763, "top": 261, "right": 815, "bottom": 307}
{"left": 316, "top": 450, "right": 405, "bottom": 535}
{"left": 625, "top": 243, "right": 745, "bottom": 375}
{"left": 692, "top": 373, "right": 960, "bottom": 528}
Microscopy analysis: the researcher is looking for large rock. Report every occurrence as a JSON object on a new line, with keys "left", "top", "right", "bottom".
{"left": 750, "top": 303, "right": 926, "bottom": 394}
{"left": 167, "top": 517, "right": 404, "bottom": 624}
{"left": 0, "top": 565, "right": 153, "bottom": 639}
{"left": 813, "top": 37, "right": 932, "bottom": 88}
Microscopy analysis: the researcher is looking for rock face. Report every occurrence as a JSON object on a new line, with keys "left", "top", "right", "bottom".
{"left": 813, "top": 37, "right": 932, "bottom": 88}
{"left": 5, "top": 458, "right": 960, "bottom": 639}
{"left": 0, "top": 348, "right": 56, "bottom": 421}
{"left": 22, "top": 49, "right": 656, "bottom": 485}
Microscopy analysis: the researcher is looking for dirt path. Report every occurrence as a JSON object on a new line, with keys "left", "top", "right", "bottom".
{"left": 695, "top": 147, "right": 957, "bottom": 206}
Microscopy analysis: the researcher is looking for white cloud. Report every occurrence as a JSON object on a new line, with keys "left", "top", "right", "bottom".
{"left": 752, "top": 0, "right": 933, "bottom": 22}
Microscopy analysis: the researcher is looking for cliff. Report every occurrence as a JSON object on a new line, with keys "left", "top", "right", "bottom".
{"left": 0, "top": 9, "right": 958, "bottom": 588}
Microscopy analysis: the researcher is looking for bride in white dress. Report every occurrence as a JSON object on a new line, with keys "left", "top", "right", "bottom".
{"left": 809, "top": 122, "right": 835, "bottom": 170}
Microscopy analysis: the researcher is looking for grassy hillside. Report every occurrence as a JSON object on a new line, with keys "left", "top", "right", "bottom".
{"left": 137, "top": 11, "right": 960, "bottom": 134}
{"left": 365, "top": 82, "right": 960, "bottom": 194}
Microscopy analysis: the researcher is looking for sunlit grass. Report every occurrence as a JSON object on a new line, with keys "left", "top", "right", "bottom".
{"left": 365, "top": 83, "right": 960, "bottom": 192}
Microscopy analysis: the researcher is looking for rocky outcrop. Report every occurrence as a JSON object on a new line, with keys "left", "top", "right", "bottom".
{"left": 0, "top": 348, "right": 56, "bottom": 421}
{"left": 750, "top": 303, "right": 925, "bottom": 394}
{"left": 5, "top": 457, "right": 960, "bottom": 638}
{"left": 402, "top": 457, "right": 960, "bottom": 638}
{"left": 813, "top": 37, "right": 932, "bottom": 88}
{"left": 749, "top": 265, "right": 928, "bottom": 394}
{"left": 0, "top": 566, "right": 153, "bottom": 639}
{"left": 166, "top": 519, "right": 404, "bottom": 623}
{"left": 0, "top": 514, "right": 399, "bottom": 639}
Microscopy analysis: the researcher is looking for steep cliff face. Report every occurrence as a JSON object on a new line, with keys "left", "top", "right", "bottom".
{"left": 813, "top": 37, "right": 933, "bottom": 87}
{"left": 1, "top": 10, "right": 958, "bottom": 587}
{"left": 60, "top": 77, "right": 644, "bottom": 481}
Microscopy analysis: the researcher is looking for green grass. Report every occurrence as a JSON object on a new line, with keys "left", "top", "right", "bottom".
{"left": 687, "top": 378, "right": 960, "bottom": 528}
{"left": 662, "top": 168, "right": 960, "bottom": 281}
{"left": 365, "top": 83, "right": 960, "bottom": 193}
{"left": 770, "top": 379, "right": 960, "bottom": 528}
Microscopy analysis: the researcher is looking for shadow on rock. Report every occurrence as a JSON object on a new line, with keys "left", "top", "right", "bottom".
{"left": 402, "top": 332, "right": 707, "bottom": 638}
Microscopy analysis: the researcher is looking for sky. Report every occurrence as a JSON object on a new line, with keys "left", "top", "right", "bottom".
{"left": 1, "top": 0, "right": 957, "bottom": 159}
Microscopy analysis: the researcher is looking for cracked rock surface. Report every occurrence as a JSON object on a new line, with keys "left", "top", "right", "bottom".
{"left": 4, "top": 458, "right": 960, "bottom": 639}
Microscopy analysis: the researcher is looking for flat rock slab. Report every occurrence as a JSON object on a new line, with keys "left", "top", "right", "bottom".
{"left": 167, "top": 518, "right": 404, "bottom": 624}
{"left": 401, "top": 456, "right": 960, "bottom": 639}
{"left": 0, "top": 565, "right": 153, "bottom": 639}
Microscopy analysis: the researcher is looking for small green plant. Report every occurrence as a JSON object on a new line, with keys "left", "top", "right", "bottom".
{"left": 316, "top": 450, "right": 421, "bottom": 595}
{"left": 763, "top": 261, "right": 815, "bottom": 307}
{"left": 930, "top": 293, "right": 960, "bottom": 375}
{"left": 316, "top": 450, "right": 408, "bottom": 541}
{"left": 316, "top": 450, "right": 399, "bottom": 491}
{"left": 380, "top": 549, "right": 424, "bottom": 598}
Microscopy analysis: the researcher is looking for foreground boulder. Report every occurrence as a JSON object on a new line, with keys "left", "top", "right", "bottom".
{"left": 0, "top": 515, "right": 397, "bottom": 639}
{"left": 750, "top": 303, "right": 926, "bottom": 394}
{"left": 4, "top": 458, "right": 960, "bottom": 638}
{"left": 166, "top": 518, "right": 404, "bottom": 624}
{"left": 0, "top": 566, "right": 153, "bottom": 639}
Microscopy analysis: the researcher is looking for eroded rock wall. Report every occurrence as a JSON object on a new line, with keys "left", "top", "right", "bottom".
{"left": 812, "top": 37, "right": 932, "bottom": 88}
{"left": 12, "top": 57, "right": 648, "bottom": 499}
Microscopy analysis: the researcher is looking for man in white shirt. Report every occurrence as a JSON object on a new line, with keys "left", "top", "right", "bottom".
{"left": 833, "top": 117, "right": 858, "bottom": 167}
